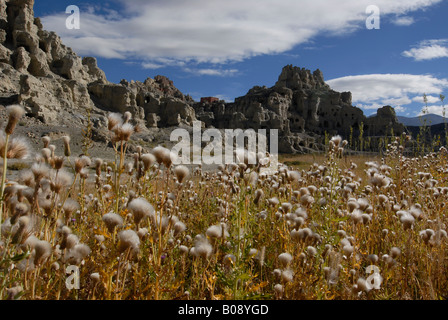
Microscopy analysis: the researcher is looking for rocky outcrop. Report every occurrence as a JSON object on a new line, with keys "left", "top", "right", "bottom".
{"left": 0, "top": 0, "right": 405, "bottom": 154}
{"left": 365, "top": 105, "right": 405, "bottom": 136}
{"left": 194, "top": 65, "right": 405, "bottom": 153}
{"left": 88, "top": 76, "right": 197, "bottom": 127}
{"left": 0, "top": 0, "right": 196, "bottom": 129}
{"left": 0, "top": 0, "right": 103, "bottom": 126}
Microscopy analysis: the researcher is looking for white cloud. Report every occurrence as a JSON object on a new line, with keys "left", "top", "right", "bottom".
{"left": 40, "top": 0, "right": 442, "bottom": 67}
{"left": 383, "top": 96, "right": 413, "bottom": 106}
{"left": 417, "top": 105, "right": 448, "bottom": 117}
{"left": 214, "top": 95, "right": 234, "bottom": 103}
{"left": 327, "top": 74, "right": 448, "bottom": 112}
{"left": 357, "top": 103, "right": 384, "bottom": 110}
{"left": 142, "top": 63, "right": 164, "bottom": 70}
{"left": 412, "top": 94, "right": 442, "bottom": 104}
{"left": 403, "top": 39, "right": 448, "bottom": 61}
{"left": 395, "top": 106, "right": 406, "bottom": 112}
{"left": 391, "top": 16, "right": 415, "bottom": 26}
{"left": 183, "top": 68, "right": 239, "bottom": 77}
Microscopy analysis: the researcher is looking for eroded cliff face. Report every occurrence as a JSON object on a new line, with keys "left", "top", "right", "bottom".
{"left": 0, "top": 0, "right": 104, "bottom": 124}
{"left": 0, "top": 0, "right": 404, "bottom": 154}
{"left": 194, "top": 65, "right": 404, "bottom": 153}
{"left": 0, "top": 0, "right": 196, "bottom": 130}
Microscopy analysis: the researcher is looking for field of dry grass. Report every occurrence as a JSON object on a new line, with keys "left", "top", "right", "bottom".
{"left": 0, "top": 108, "right": 447, "bottom": 300}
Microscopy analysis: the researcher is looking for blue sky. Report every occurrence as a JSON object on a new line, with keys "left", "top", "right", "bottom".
{"left": 34, "top": 0, "right": 448, "bottom": 117}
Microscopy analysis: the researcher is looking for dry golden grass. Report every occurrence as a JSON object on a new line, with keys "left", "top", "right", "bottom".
{"left": 0, "top": 113, "right": 447, "bottom": 301}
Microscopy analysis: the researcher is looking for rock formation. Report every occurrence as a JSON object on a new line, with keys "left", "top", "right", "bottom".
{"left": 194, "top": 65, "right": 405, "bottom": 153}
{"left": 0, "top": 0, "right": 196, "bottom": 130}
{"left": 0, "top": 0, "right": 405, "bottom": 154}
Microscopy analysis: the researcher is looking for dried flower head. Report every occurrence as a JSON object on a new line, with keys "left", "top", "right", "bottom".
{"left": 68, "top": 244, "right": 91, "bottom": 265}
{"left": 206, "top": 224, "right": 229, "bottom": 239}
{"left": 102, "top": 212, "right": 124, "bottom": 233}
{"left": 278, "top": 252, "right": 293, "bottom": 267}
{"left": 5, "top": 104, "right": 25, "bottom": 135}
{"left": 42, "top": 136, "right": 51, "bottom": 148}
{"left": 114, "top": 123, "right": 135, "bottom": 142}
{"left": 62, "top": 136, "right": 71, "bottom": 157}
{"left": 74, "top": 156, "right": 91, "bottom": 174}
{"left": 194, "top": 237, "right": 213, "bottom": 260}
{"left": 107, "top": 113, "right": 123, "bottom": 131}
{"left": 307, "top": 246, "right": 317, "bottom": 257}
{"left": 0, "top": 133, "right": 30, "bottom": 160}
{"left": 173, "top": 221, "right": 186, "bottom": 236}
{"left": 281, "top": 269, "right": 294, "bottom": 283}
{"left": 331, "top": 135, "right": 343, "bottom": 148}
{"left": 127, "top": 198, "right": 155, "bottom": 225}
{"left": 90, "top": 273, "right": 101, "bottom": 282}
{"left": 390, "top": 247, "right": 401, "bottom": 259}
{"left": 223, "top": 254, "right": 236, "bottom": 269}
{"left": 52, "top": 170, "right": 73, "bottom": 194}
{"left": 31, "top": 163, "right": 50, "bottom": 182}
{"left": 253, "top": 189, "right": 264, "bottom": 205}
{"left": 287, "top": 170, "right": 301, "bottom": 183}
{"left": 174, "top": 165, "right": 190, "bottom": 184}
{"left": 11, "top": 216, "right": 31, "bottom": 244}
{"left": 152, "top": 146, "right": 175, "bottom": 168}
{"left": 274, "top": 284, "right": 284, "bottom": 297}
{"left": 65, "top": 234, "right": 79, "bottom": 250}
{"left": 141, "top": 153, "right": 156, "bottom": 172}
{"left": 33, "top": 240, "right": 52, "bottom": 266}
{"left": 118, "top": 230, "right": 141, "bottom": 257}
{"left": 123, "top": 111, "right": 132, "bottom": 123}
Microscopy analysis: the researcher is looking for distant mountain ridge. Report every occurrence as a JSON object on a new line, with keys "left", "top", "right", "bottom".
{"left": 397, "top": 114, "right": 447, "bottom": 127}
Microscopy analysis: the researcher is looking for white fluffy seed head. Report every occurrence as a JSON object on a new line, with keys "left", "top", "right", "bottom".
{"left": 123, "top": 111, "right": 132, "bottom": 123}
{"left": 102, "top": 212, "right": 124, "bottom": 233}
{"left": 307, "top": 246, "right": 317, "bottom": 257}
{"left": 118, "top": 230, "right": 141, "bottom": 255}
{"left": 174, "top": 165, "right": 190, "bottom": 184}
{"left": 137, "top": 228, "right": 149, "bottom": 239}
{"left": 398, "top": 211, "right": 415, "bottom": 230}
{"left": 65, "top": 244, "right": 91, "bottom": 265}
{"left": 274, "top": 284, "right": 284, "bottom": 295}
{"left": 278, "top": 252, "right": 293, "bottom": 267}
{"left": 194, "top": 237, "right": 213, "bottom": 260}
{"left": 356, "top": 278, "right": 370, "bottom": 292}
{"left": 206, "top": 224, "right": 228, "bottom": 239}
{"left": 127, "top": 198, "right": 155, "bottom": 225}
{"left": 141, "top": 153, "right": 156, "bottom": 172}
{"left": 281, "top": 202, "right": 292, "bottom": 213}
{"left": 66, "top": 234, "right": 79, "bottom": 250}
{"left": 287, "top": 171, "right": 301, "bottom": 183}
{"left": 152, "top": 146, "right": 172, "bottom": 167}
{"left": 33, "top": 240, "right": 52, "bottom": 266}
{"left": 390, "top": 247, "right": 401, "bottom": 258}
{"left": 330, "top": 135, "right": 342, "bottom": 148}
{"left": 179, "top": 245, "right": 189, "bottom": 254}
{"left": 5, "top": 104, "right": 25, "bottom": 135}
{"left": 254, "top": 189, "right": 264, "bottom": 205}
{"left": 31, "top": 163, "right": 50, "bottom": 182}
{"left": 268, "top": 197, "right": 279, "bottom": 206}
{"left": 281, "top": 269, "right": 294, "bottom": 283}
{"left": 342, "top": 245, "right": 354, "bottom": 257}
{"left": 6, "top": 286, "right": 23, "bottom": 300}
{"left": 173, "top": 221, "right": 186, "bottom": 236}
{"left": 249, "top": 248, "right": 258, "bottom": 257}
{"left": 107, "top": 113, "right": 123, "bottom": 131}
